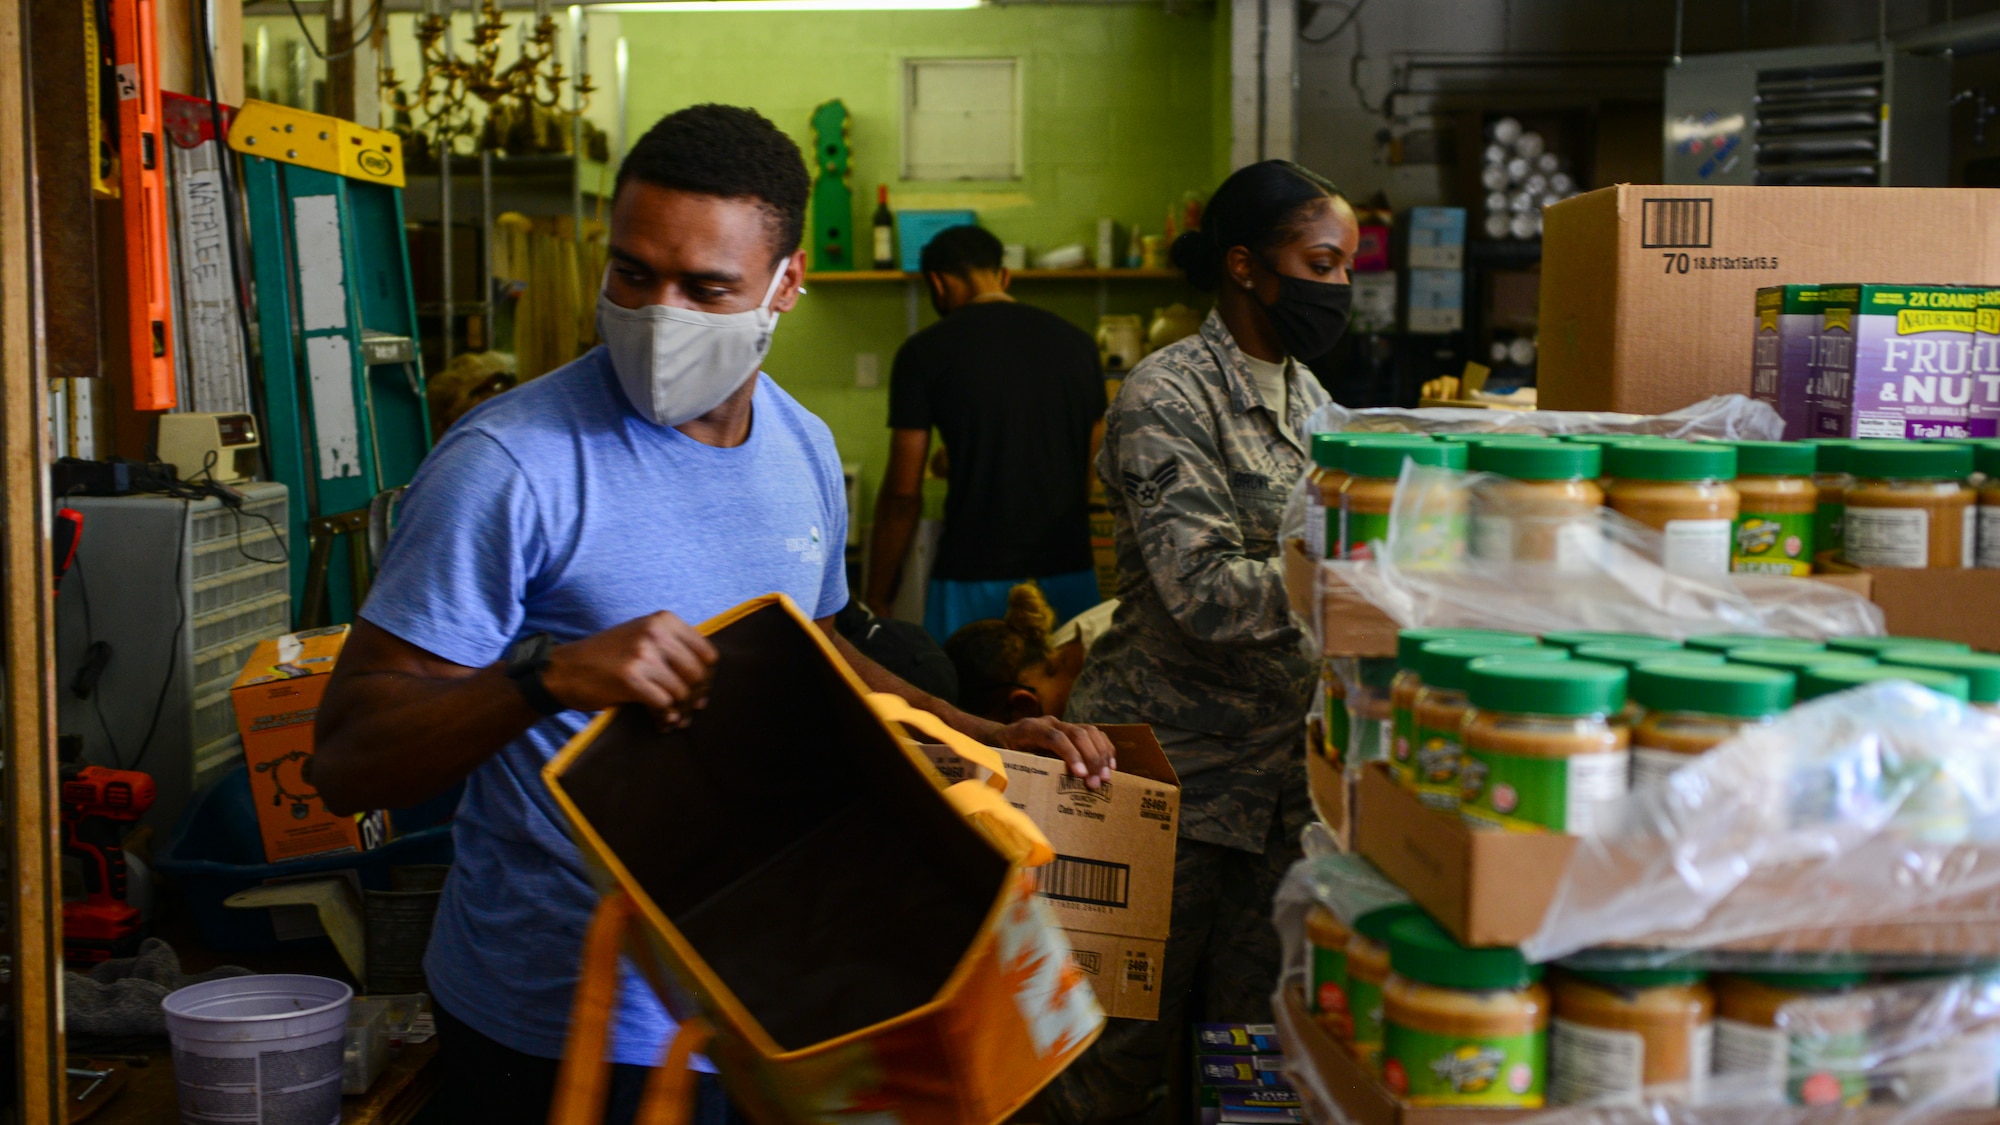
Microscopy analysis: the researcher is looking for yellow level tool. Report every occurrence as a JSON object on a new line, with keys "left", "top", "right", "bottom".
{"left": 227, "top": 100, "right": 406, "bottom": 188}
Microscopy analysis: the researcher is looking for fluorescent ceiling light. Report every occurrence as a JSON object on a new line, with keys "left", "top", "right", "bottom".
{"left": 596, "top": 0, "right": 979, "bottom": 9}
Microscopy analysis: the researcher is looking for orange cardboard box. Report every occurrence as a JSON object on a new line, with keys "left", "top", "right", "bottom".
{"left": 231, "top": 625, "right": 390, "bottom": 863}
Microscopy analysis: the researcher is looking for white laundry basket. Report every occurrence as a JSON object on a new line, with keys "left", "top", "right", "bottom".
{"left": 162, "top": 974, "right": 352, "bottom": 1125}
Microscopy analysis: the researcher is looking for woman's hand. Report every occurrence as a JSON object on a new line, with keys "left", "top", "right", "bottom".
{"left": 995, "top": 717, "right": 1118, "bottom": 789}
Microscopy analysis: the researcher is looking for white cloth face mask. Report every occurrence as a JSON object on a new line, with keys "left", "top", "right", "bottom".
{"left": 596, "top": 263, "right": 789, "bottom": 427}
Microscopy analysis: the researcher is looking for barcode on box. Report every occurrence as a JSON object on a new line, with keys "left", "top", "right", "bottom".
{"left": 1641, "top": 198, "right": 1714, "bottom": 248}
{"left": 1040, "top": 854, "right": 1131, "bottom": 908}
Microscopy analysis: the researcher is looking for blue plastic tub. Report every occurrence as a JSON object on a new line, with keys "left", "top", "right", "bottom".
{"left": 156, "top": 765, "right": 460, "bottom": 952}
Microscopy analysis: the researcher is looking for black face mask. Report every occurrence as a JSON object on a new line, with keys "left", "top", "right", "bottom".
{"left": 1259, "top": 270, "right": 1353, "bottom": 360}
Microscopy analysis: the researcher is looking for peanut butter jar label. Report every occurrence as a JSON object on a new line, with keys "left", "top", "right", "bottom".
{"left": 1460, "top": 748, "right": 1629, "bottom": 834}
{"left": 1383, "top": 1024, "right": 1546, "bottom": 1107}
{"left": 1350, "top": 977, "right": 1387, "bottom": 1057}
{"left": 1412, "top": 722, "right": 1465, "bottom": 811}
{"left": 1390, "top": 706, "right": 1417, "bottom": 785}
{"left": 1308, "top": 944, "right": 1351, "bottom": 1033}
{"left": 1732, "top": 510, "right": 1814, "bottom": 576}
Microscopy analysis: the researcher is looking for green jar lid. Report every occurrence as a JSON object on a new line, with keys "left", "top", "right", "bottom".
{"left": 1387, "top": 913, "right": 1541, "bottom": 991}
{"left": 1735, "top": 969, "right": 1871, "bottom": 991}
{"left": 1731, "top": 441, "right": 1817, "bottom": 477}
{"left": 1562, "top": 433, "right": 1665, "bottom": 446}
{"left": 1604, "top": 440, "right": 1737, "bottom": 482}
{"left": 1345, "top": 437, "right": 1467, "bottom": 478}
{"left": 1354, "top": 902, "right": 1424, "bottom": 945}
{"left": 1799, "top": 664, "right": 1972, "bottom": 702}
{"left": 1418, "top": 641, "right": 1569, "bottom": 692}
{"left": 1845, "top": 440, "right": 1973, "bottom": 481}
{"left": 1396, "top": 628, "right": 1537, "bottom": 669}
{"left": 1467, "top": 659, "right": 1627, "bottom": 716}
{"left": 1630, "top": 663, "right": 1795, "bottom": 717}
{"left": 1685, "top": 633, "right": 1821, "bottom": 653}
{"left": 1310, "top": 431, "right": 1411, "bottom": 469}
{"left": 1433, "top": 432, "right": 1502, "bottom": 443}
{"left": 1468, "top": 440, "right": 1601, "bottom": 481}
{"left": 1878, "top": 649, "right": 2000, "bottom": 704}
{"left": 1571, "top": 644, "right": 1726, "bottom": 672}
{"left": 1803, "top": 439, "right": 1859, "bottom": 475}
{"left": 1566, "top": 966, "right": 1707, "bottom": 989}
{"left": 1727, "top": 647, "right": 1875, "bottom": 674}
{"left": 1542, "top": 631, "right": 1680, "bottom": 651}
{"left": 1977, "top": 444, "right": 2000, "bottom": 478}
{"left": 1825, "top": 635, "right": 1973, "bottom": 656}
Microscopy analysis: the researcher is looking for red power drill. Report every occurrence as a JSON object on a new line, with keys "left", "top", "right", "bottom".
{"left": 60, "top": 764, "right": 155, "bottom": 966}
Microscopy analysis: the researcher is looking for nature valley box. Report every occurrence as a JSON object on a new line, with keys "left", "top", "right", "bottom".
{"left": 920, "top": 725, "right": 1178, "bottom": 1020}
{"left": 1752, "top": 285, "right": 1831, "bottom": 440}
{"left": 1808, "top": 284, "right": 1993, "bottom": 440}
{"left": 231, "top": 625, "right": 392, "bottom": 863}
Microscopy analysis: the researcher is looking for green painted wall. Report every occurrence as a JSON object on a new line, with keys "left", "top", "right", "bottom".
{"left": 619, "top": 3, "right": 1225, "bottom": 524}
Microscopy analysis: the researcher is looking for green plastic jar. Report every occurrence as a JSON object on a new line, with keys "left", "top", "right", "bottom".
{"left": 1381, "top": 913, "right": 1548, "bottom": 1108}
{"left": 1979, "top": 443, "right": 2000, "bottom": 569}
{"left": 1409, "top": 642, "right": 1570, "bottom": 810}
{"left": 1458, "top": 660, "right": 1629, "bottom": 834}
{"left": 1798, "top": 663, "right": 1972, "bottom": 703}
{"left": 1824, "top": 635, "right": 1973, "bottom": 657}
{"left": 1842, "top": 441, "right": 1976, "bottom": 569}
{"left": 1541, "top": 631, "right": 1679, "bottom": 652}
{"left": 1341, "top": 438, "right": 1467, "bottom": 562}
{"left": 1804, "top": 439, "right": 1860, "bottom": 570}
{"left": 1345, "top": 903, "right": 1425, "bottom": 1064}
{"left": 1550, "top": 966, "right": 1713, "bottom": 1105}
{"left": 1629, "top": 664, "right": 1795, "bottom": 788}
{"left": 1729, "top": 441, "right": 1818, "bottom": 576}
{"left": 1570, "top": 647, "right": 1724, "bottom": 729}
{"left": 1466, "top": 441, "right": 1605, "bottom": 569}
{"left": 1604, "top": 442, "right": 1741, "bottom": 576}
{"left": 1685, "top": 633, "right": 1822, "bottom": 654}
{"left": 1714, "top": 970, "right": 1872, "bottom": 1107}
{"left": 1389, "top": 629, "right": 1537, "bottom": 787}
{"left": 1306, "top": 433, "right": 1410, "bottom": 559}
{"left": 1877, "top": 648, "right": 2000, "bottom": 713}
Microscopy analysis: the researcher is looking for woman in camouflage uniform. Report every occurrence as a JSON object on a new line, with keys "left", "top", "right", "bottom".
{"left": 1044, "top": 160, "right": 1358, "bottom": 1124}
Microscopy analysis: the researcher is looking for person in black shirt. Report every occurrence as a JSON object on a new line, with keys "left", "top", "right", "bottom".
{"left": 866, "top": 225, "right": 1107, "bottom": 641}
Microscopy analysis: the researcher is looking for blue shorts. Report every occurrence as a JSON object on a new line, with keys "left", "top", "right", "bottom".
{"left": 924, "top": 569, "right": 1102, "bottom": 644}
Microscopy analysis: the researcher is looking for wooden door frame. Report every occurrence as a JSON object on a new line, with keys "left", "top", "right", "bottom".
{"left": 0, "top": 0, "right": 69, "bottom": 1114}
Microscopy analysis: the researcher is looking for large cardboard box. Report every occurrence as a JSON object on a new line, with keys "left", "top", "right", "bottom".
{"left": 1817, "top": 567, "right": 2000, "bottom": 651}
{"left": 922, "top": 725, "right": 1179, "bottom": 1020}
{"left": 230, "top": 626, "right": 391, "bottom": 863}
{"left": 1539, "top": 185, "right": 2000, "bottom": 416}
{"left": 1282, "top": 540, "right": 1400, "bottom": 659}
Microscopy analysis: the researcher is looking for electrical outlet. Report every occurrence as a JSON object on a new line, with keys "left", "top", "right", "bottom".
{"left": 855, "top": 352, "right": 880, "bottom": 389}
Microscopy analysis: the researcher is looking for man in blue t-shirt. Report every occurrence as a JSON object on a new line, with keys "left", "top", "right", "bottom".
{"left": 309, "top": 105, "right": 1116, "bottom": 1125}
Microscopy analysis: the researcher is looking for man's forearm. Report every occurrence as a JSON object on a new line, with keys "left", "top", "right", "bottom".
{"left": 827, "top": 629, "right": 1002, "bottom": 744}
{"left": 865, "top": 492, "right": 924, "bottom": 609}
{"left": 311, "top": 665, "right": 539, "bottom": 814}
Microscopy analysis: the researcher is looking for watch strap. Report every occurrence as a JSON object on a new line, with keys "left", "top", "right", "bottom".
{"left": 506, "top": 632, "right": 565, "bottom": 717}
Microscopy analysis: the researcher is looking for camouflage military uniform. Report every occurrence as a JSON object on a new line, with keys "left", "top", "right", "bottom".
{"left": 1044, "top": 311, "right": 1325, "bottom": 1125}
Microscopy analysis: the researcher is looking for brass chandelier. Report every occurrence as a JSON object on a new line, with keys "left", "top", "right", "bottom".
{"left": 382, "top": 0, "right": 594, "bottom": 150}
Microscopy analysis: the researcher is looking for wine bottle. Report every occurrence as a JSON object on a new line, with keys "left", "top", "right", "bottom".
{"left": 872, "top": 185, "right": 895, "bottom": 271}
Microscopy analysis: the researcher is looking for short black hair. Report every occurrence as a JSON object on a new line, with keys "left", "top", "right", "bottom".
{"left": 919, "top": 225, "right": 1005, "bottom": 278}
{"left": 616, "top": 104, "right": 810, "bottom": 262}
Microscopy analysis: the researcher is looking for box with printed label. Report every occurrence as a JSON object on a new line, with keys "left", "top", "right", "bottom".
{"left": 1355, "top": 225, "right": 1392, "bottom": 273}
{"left": 1196, "top": 1023, "right": 1284, "bottom": 1055}
{"left": 1406, "top": 270, "right": 1465, "bottom": 335}
{"left": 1541, "top": 185, "right": 2000, "bottom": 416}
{"left": 231, "top": 626, "right": 393, "bottom": 863}
{"left": 920, "top": 725, "right": 1178, "bottom": 1020}
{"left": 1406, "top": 208, "right": 1467, "bottom": 271}
{"left": 1752, "top": 284, "right": 1833, "bottom": 440}
{"left": 1808, "top": 284, "right": 1994, "bottom": 440}
{"left": 1351, "top": 272, "right": 1398, "bottom": 335}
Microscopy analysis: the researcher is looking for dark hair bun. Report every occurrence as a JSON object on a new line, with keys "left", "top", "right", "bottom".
{"left": 1170, "top": 228, "right": 1221, "bottom": 291}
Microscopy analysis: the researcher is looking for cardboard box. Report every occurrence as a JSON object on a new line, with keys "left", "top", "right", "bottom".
{"left": 1540, "top": 185, "right": 2000, "bottom": 415}
{"left": 1354, "top": 225, "right": 1392, "bottom": 273}
{"left": 1274, "top": 986, "right": 1533, "bottom": 1125}
{"left": 231, "top": 626, "right": 391, "bottom": 863}
{"left": 1282, "top": 539, "right": 1400, "bottom": 659}
{"left": 1809, "top": 284, "right": 1994, "bottom": 439}
{"left": 1351, "top": 271, "right": 1398, "bottom": 334}
{"left": 1406, "top": 208, "right": 1467, "bottom": 271}
{"left": 1352, "top": 761, "right": 2000, "bottom": 953}
{"left": 1196, "top": 1022, "right": 1284, "bottom": 1054}
{"left": 1816, "top": 567, "right": 2000, "bottom": 651}
{"left": 1406, "top": 270, "right": 1465, "bottom": 335}
{"left": 921, "top": 725, "right": 1178, "bottom": 1020}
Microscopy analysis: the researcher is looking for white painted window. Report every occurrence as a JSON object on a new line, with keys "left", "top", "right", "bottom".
{"left": 902, "top": 58, "right": 1020, "bottom": 181}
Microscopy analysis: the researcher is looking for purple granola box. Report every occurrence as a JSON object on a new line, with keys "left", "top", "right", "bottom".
{"left": 1978, "top": 287, "right": 2000, "bottom": 435}
{"left": 1808, "top": 284, "right": 1996, "bottom": 440}
{"left": 1753, "top": 285, "right": 1827, "bottom": 440}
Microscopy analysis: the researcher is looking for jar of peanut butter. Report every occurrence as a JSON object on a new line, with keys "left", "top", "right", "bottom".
{"left": 1409, "top": 642, "right": 1569, "bottom": 809}
{"left": 1551, "top": 967, "right": 1713, "bottom": 1105}
{"left": 1714, "top": 971, "right": 1871, "bottom": 1107}
{"left": 1316, "top": 659, "right": 1349, "bottom": 764}
{"left": 1685, "top": 633, "right": 1823, "bottom": 654}
{"left": 1604, "top": 442, "right": 1741, "bottom": 576}
{"left": 1342, "top": 438, "right": 1467, "bottom": 564}
{"left": 1629, "top": 664, "right": 1795, "bottom": 789}
{"left": 1878, "top": 648, "right": 2000, "bottom": 714}
{"left": 1729, "top": 441, "right": 1818, "bottom": 576}
{"left": 1843, "top": 441, "right": 1976, "bottom": 569}
{"left": 1805, "top": 439, "right": 1858, "bottom": 571}
{"left": 1306, "top": 433, "right": 1345, "bottom": 559}
{"left": 1978, "top": 444, "right": 2000, "bottom": 569}
{"left": 1381, "top": 913, "right": 1548, "bottom": 1108}
{"left": 1724, "top": 647, "right": 1874, "bottom": 682}
{"left": 1824, "top": 635, "right": 1971, "bottom": 657}
{"left": 1798, "top": 663, "right": 1972, "bottom": 703}
{"left": 1467, "top": 440, "right": 1604, "bottom": 569}
{"left": 1346, "top": 904, "right": 1422, "bottom": 1063}
{"left": 1572, "top": 647, "right": 1726, "bottom": 730}
{"left": 1306, "top": 905, "right": 1354, "bottom": 1036}
{"left": 1388, "top": 629, "right": 1536, "bottom": 788}
{"left": 1458, "top": 660, "right": 1628, "bottom": 834}
{"left": 1352, "top": 657, "right": 1398, "bottom": 762}
{"left": 1543, "top": 632, "right": 1681, "bottom": 652}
